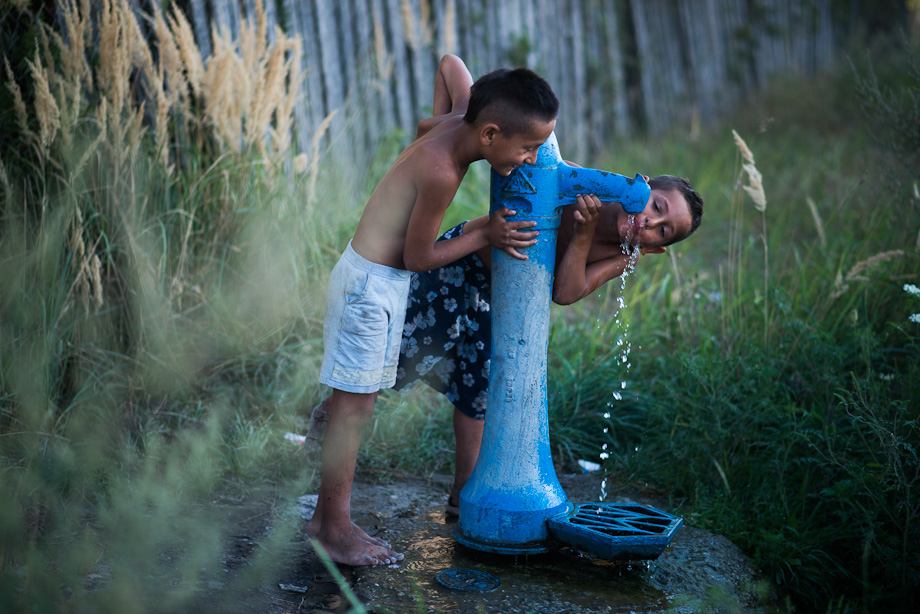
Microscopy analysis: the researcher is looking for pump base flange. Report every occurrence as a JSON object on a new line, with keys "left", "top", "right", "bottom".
{"left": 452, "top": 526, "right": 558, "bottom": 555}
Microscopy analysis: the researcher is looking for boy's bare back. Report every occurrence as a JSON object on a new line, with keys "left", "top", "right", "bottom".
{"left": 351, "top": 111, "right": 474, "bottom": 271}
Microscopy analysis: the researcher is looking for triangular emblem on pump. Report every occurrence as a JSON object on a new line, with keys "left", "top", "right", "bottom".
{"left": 499, "top": 170, "right": 537, "bottom": 198}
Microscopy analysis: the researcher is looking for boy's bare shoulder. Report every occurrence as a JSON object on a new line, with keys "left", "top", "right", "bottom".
{"left": 403, "top": 124, "right": 469, "bottom": 186}
{"left": 416, "top": 110, "right": 463, "bottom": 139}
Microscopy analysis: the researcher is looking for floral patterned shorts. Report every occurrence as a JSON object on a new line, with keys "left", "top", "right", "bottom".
{"left": 392, "top": 223, "right": 491, "bottom": 419}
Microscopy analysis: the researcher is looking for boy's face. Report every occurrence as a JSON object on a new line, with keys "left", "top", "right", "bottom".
{"left": 485, "top": 119, "right": 556, "bottom": 176}
{"left": 605, "top": 187, "right": 693, "bottom": 248}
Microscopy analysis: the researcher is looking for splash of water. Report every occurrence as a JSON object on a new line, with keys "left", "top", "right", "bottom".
{"left": 599, "top": 214, "right": 642, "bottom": 502}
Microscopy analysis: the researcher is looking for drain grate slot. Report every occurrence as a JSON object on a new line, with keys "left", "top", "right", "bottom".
{"left": 548, "top": 502, "right": 682, "bottom": 561}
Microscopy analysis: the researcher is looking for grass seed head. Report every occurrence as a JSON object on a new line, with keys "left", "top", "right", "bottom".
{"left": 845, "top": 250, "right": 904, "bottom": 282}
{"left": 27, "top": 47, "right": 61, "bottom": 154}
{"left": 741, "top": 162, "right": 766, "bottom": 212}
{"left": 0, "top": 157, "right": 10, "bottom": 205}
{"left": 732, "top": 129, "right": 755, "bottom": 164}
{"left": 806, "top": 197, "right": 827, "bottom": 248}
{"left": 5, "top": 58, "right": 31, "bottom": 139}
{"left": 169, "top": 6, "right": 204, "bottom": 99}
{"left": 151, "top": 5, "right": 186, "bottom": 109}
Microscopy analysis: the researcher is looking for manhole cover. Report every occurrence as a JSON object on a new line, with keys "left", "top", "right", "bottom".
{"left": 435, "top": 568, "right": 500, "bottom": 592}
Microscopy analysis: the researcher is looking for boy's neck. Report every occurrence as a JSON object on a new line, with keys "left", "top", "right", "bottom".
{"left": 431, "top": 115, "right": 486, "bottom": 169}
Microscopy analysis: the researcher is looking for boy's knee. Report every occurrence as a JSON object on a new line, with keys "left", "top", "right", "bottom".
{"left": 331, "top": 390, "right": 378, "bottom": 423}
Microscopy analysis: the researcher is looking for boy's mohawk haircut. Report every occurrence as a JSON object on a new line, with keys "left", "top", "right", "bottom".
{"left": 464, "top": 67, "right": 559, "bottom": 135}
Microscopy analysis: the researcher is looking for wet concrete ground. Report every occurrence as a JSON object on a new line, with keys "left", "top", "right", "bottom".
{"left": 261, "top": 473, "right": 778, "bottom": 614}
{"left": 354, "top": 507, "right": 671, "bottom": 613}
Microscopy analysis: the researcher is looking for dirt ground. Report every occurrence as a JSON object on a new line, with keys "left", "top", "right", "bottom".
{"left": 195, "top": 471, "right": 778, "bottom": 614}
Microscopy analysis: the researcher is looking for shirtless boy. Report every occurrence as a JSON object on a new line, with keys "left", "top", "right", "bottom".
{"left": 308, "top": 55, "right": 559, "bottom": 566}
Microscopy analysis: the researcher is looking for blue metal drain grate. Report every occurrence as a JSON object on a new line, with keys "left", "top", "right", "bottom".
{"left": 547, "top": 502, "right": 682, "bottom": 561}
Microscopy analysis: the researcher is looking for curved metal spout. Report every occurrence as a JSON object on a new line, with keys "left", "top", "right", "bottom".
{"left": 556, "top": 165, "right": 650, "bottom": 213}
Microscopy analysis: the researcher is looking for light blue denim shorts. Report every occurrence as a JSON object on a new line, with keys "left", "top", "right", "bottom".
{"left": 319, "top": 241, "right": 412, "bottom": 393}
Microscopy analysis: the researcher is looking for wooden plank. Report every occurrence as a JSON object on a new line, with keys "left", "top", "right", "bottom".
{"left": 368, "top": 0, "right": 398, "bottom": 139}
{"left": 353, "top": 0, "right": 380, "bottom": 160}
{"left": 335, "top": 0, "right": 360, "bottom": 157}
{"left": 384, "top": 0, "right": 415, "bottom": 139}
{"left": 455, "top": 0, "right": 476, "bottom": 72}
{"left": 291, "top": 0, "right": 326, "bottom": 154}
{"left": 405, "top": 0, "right": 434, "bottom": 120}
{"left": 569, "top": 0, "right": 586, "bottom": 162}
{"left": 186, "top": 0, "right": 212, "bottom": 59}
{"left": 815, "top": 0, "right": 834, "bottom": 69}
{"left": 315, "top": 0, "right": 348, "bottom": 152}
{"left": 583, "top": 0, "right": 606, "bottom": 153}
{"left": 602, "top": 0, "right": 629, "bottom": 138}
{"left": 629, "top": 0, "right": 656, "bottom": 132}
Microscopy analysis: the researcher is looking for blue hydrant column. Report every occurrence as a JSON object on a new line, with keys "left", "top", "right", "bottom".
{"left": 454, "top": 133, "right": 651, "bottom": 554}
{"left": 454, "top": 134, "right": 569, "bottom": 554}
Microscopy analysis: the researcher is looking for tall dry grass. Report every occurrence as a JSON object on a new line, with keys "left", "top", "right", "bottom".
{"left": 0, "top": 2, "right": 360, "bottom": 611}
{"left": 1, "top": 0, "right": 317, "bottom": 324}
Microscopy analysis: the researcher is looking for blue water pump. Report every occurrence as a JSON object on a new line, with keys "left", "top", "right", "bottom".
{"left": 454, "top": 133, "right": 682, "bottom": 558}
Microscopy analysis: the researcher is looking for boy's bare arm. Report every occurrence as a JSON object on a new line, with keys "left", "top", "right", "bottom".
{"left": 432, "top": 54, "right": 473, "bottom": 117}
{"left": 402, "top": 170, "right": 537, "bottom": 272}
{"left": 553, "top": 194, "right": 607, "bottom": 304}
{"left": 554, "top": 254, "right": 631, "bottom": 305}
{"left": 552, "top": 194, "right": 656, "bottom": 304}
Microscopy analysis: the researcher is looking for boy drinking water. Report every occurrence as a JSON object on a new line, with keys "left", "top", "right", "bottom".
{"left": 308, "top": 55, "right": 559, "bottom": 566}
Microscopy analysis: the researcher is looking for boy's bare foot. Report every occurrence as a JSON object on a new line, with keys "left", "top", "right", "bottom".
{"left": 306, "top": 516, "right": 392, "bottom": 549}
{"left": 311, "top": 526, "right": 404, "bottom": 567}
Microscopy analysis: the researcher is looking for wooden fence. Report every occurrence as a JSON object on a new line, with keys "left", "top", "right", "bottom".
{"left": 178, "top": 0, "right": 839, "bottom": 165}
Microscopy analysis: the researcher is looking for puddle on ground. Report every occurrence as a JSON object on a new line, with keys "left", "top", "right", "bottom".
{"left": 354, "top": 506, "right": 674, "bottom": 614}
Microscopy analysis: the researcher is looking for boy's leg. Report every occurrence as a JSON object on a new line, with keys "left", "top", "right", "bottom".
{"left": 307, "top": 389, "right": 404, "bottom": 566}
{"left": 306, "top": 394, "right": 390, "bottom": 549}
{"left": 451, "top": 407, "right": 484, "bottom": 498}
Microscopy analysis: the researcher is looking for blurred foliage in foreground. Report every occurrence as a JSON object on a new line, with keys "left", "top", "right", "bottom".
{"left": 1, "top": 1, "right": 918, "bottom": 613}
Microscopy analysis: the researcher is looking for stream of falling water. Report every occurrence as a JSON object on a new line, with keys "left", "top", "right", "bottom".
{"left": 599, "top": 213, "right": 641, "bottom": 502}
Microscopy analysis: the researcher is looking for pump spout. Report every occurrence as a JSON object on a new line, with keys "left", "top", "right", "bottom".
{"left": 556, "top": 164, "right": 650, "bottom": 213}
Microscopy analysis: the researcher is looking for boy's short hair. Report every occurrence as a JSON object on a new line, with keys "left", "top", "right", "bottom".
{"left": 649, "top": 175, "right": 704, "bottom": 245}
{"left": 463, "top": 67, "right": 559, "bottom": 136}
